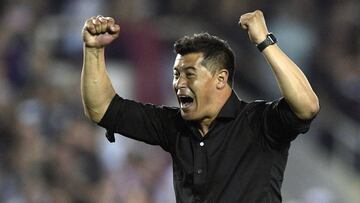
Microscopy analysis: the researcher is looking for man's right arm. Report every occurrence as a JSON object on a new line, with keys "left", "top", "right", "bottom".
{"left": 81, "top": 15, "right": 120, "bottom": 123}
{"left": 81, "top": 16, "right": 175, "bottom": 151}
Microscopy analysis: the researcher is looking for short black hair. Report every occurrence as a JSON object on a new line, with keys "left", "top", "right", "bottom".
{"left": 174, "top": 33, "right": 235, "bottom": 86}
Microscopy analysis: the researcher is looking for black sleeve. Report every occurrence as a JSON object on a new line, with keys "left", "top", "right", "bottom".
{"left": 262, "top": 98, "right": 314, "bottom": 146}
{"left": 98, "top": 94, "right": 177, "bottom": 152}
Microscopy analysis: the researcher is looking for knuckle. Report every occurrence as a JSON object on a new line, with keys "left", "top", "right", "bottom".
{"left": 93, "top": 19, "right": 100, "bottom": 25}
{"left": 107, "top": 17, "right": 115, "bottom": 24}
{"left": 255, "top": 10, "right": 263, "bottom": 16}
{"left": 239, "top": 16, "right": 246, "bottom": 22}
{"left": 88, "top": 24, "right": 95, "bottom": 30}
{"left": 99, "top": 17, "right": 106, "bottom": 24}
{"left": 87, "top": 18, "right": 95, "bottom": 24}
{"left": 85, "top": 20, "right": 92, "bottom": 26}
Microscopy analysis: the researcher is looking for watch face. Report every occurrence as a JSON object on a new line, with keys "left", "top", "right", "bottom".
{"left": 268, "top": 33, "right": 277, "bottom": 44}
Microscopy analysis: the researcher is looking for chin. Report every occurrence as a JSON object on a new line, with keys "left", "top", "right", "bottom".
{"left": 180, "top": 111, "right": 197, "bottom": 121}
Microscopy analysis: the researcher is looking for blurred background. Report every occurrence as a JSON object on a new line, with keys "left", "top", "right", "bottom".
{"left": 0, "top": 0, "right": 359, "bottom": 202}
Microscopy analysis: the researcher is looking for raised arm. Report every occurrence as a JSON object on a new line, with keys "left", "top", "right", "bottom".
{"left": 81, "top": 15, "right": 120, "bottom": 123}
{"left": 239, "top": 10, "right": 320, "bottom": 120}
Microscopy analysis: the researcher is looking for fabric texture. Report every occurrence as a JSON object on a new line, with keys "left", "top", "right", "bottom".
{"left": 98, "top": 91, "right": 313, "bottom": 203}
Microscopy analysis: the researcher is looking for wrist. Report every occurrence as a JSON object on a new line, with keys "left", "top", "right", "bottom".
{"left": 254, "top": 34, "right": 267, "bottom": 45}
{"left": 84, "top": 45, "right": 105, "bottom": 59}
{"left": 84, "top": 44, "right": 105, "bottom": 52}
{"left": 84, "top": 44, "right": 105, "bottom": 49}
{"left": 256, "top": 33, "right": 277, "bottom": 52}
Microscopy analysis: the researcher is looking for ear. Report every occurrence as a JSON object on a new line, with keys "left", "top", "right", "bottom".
{"left": 216, "top": 69, "right": 229, "bottom": 89}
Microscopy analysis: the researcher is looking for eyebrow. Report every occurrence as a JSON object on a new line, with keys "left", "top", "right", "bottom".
{"left": 174, "top": 66, "right": 196, "bottom": 71}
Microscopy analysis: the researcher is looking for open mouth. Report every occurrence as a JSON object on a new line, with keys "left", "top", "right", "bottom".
{"left": 178, "top": 95, "right": 194, "bottom": 109}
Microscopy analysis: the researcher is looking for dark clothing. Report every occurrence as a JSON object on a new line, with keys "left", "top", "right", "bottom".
{"left": 98, "top": 91, "right": 312, "bottom": 203}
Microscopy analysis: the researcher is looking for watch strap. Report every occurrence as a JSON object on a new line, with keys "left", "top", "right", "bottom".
{"left": 256, "top": 33, "right": 277, "bottom": 52}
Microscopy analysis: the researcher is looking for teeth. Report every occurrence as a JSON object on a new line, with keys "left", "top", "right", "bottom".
{"left": 178, "top": 96, "right": 193, "bottom": 109}
{"left": 181, "top": 102, "right": 191, "bottom": 108}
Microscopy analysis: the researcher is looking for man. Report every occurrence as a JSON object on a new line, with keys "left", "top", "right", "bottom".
{"left": 81, "top": 10, "right": 319, "bottom": 203}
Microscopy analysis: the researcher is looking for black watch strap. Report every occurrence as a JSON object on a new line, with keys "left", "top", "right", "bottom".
{"left": 256, "top": 33, "right": 277, "bottom": 52}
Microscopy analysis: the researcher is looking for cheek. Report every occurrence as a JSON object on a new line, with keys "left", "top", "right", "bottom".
{"left": 193, "top": 80, "right": 215, "bottom": 104}
{"left": 172, "top": 79, "right": 177, "bottom": 91}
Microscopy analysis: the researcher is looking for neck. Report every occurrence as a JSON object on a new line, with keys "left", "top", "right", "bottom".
{"left": 197, "top": 118, "right": 213, "bottom": 136}
{"left": 197, "top": 87, "right": 232, "bottom": 136}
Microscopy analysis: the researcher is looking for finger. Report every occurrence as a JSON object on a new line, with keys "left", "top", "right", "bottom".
{"left": 86, "top": 24, "right": 97, "bottom": 35}
{"left": 104, "top": 17, "right": 115, "bottom": 25}
{"left": 98, "top": 15, "right": 107, "bottom": 33}
{"left": 85, "top": 19, "right": 97, "bottom": 35}
{"left": 239, "top": 14, "right": 248, "bottom": 24}
{"left": 239, "top": 21, "right": 248, "bottom": 30}
{"left": 254, "top": 10, "right": 263, "bottom": 18}
{"left": 92, "top": 18, "right": 101, "bottom": 34}
{"left": 240, "top": 23, "right": 248, "bottom": 30}
{"left": 104, "top": 17, "right": 115, "bottom": 32}
{"left": 239, "top": 17, "right": 248, "bottom": 30}
{"left": 240, "top": 13, "right": 252, "bottom": 21}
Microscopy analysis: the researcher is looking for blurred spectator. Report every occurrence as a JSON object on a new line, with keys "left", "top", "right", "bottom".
{"left": 0, "top": 0, "right": 359, "bottom": 202}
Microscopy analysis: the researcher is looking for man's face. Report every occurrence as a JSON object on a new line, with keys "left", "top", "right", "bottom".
{"left": 173, "top": 52, "right": 217, "bottom": 121}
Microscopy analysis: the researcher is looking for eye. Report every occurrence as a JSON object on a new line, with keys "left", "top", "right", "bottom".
{"left": 173, "top": 71, "right": 179, "bottom": 79}
{"left": 186, "top": 72, "right": 195, "bottom": 79}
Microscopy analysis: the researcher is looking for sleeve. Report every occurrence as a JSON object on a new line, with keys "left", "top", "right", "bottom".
{"left": 262, "top": 98, "right": 314, "bottom": 146}
{"left": 97, "top": 94, "right": 175, "bottom": 152}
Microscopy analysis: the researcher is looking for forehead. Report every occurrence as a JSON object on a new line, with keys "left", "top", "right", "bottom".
{"left": 173, "top": 52, "right": 204, "bottom": 70}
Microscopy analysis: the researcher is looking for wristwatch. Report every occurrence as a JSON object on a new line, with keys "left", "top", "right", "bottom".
{"left": 256, "top": 33, "right": 277, "bottom": 52}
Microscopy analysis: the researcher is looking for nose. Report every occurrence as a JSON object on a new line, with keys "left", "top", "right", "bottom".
{"left": 173, "top": 75, "right": 187, "bottom": 90}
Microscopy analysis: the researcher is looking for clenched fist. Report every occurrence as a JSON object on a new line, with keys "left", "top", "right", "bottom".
{"left": 239, "top": 10, "right": 269, "bottom": 44}
{"left": 82, "top": 15, "right": 120, "bottom": 48}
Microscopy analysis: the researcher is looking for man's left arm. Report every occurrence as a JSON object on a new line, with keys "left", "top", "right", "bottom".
{"left": 239, "top": 10, "right": 320, "bottom": 120}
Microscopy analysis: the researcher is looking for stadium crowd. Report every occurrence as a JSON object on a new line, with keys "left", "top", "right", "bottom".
{"left": 0, "top": 0, "right": 359, "bottom": 202}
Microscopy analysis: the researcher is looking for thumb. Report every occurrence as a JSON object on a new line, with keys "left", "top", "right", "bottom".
{"left": 109, "top": 24, "right": 120, "bottom": 34}
{"left": 240, "top": 23, "right": 248, "bottom": 30}
{"left": 238, "top": 18, "right": 248, "bottom": 30}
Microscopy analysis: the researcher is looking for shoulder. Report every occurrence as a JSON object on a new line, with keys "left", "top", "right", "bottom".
{"left": 240, "top": 99, "right": 283, "bottom": 123}
{"left": 243, "top": 98, "right": 287, "bottom": 113}
{"left": 242, "top": 99, "right": 269, "bottom": 115}
{"left": 157, "top": 105, "right": 181, "bottom": 118}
